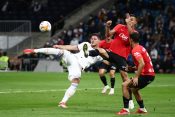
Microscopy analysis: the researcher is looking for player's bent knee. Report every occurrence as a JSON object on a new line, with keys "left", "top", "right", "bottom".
{"left": 122, "top": 82, "right": 128, "bottom": 87}
{"left": 71, "top": 78, "right": 80, "bottom": 84}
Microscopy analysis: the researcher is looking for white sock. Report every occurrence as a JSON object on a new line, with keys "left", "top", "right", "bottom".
{"left": 34, "top": 48, "right": 63, "bottom": 55}
{"left": 61, "top": 83, "right": 78, "bottom": 103}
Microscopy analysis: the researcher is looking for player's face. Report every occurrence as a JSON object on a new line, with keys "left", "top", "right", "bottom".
{"left": 90, "top": 35, "right": 100, "bottom": 47}
{"left": 130, "top": 16, "right": 137, "bottom": 26}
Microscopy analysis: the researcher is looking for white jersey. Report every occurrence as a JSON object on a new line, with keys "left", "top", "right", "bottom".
{"left": 74, "top": 42, "right": 103, "bottom": 69}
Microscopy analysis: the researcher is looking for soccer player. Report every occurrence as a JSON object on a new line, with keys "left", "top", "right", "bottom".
{"left": 84, "top": 13, "right": 137, "bottom": 109}
{"left": 98, "top": 36, "right": 116, "bottom": 95}
{"left": 23, "top": 34, "right": 103, "bottom": 108}
{"left": 117, "top": 32, "right": 155, "bottom": 115}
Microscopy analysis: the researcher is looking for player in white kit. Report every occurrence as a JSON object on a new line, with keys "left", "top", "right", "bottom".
{"left": 23, "top": 34, "right": 103, "bottom": 108}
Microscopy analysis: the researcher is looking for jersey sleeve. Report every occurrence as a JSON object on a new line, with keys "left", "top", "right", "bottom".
{"left": 113, "top": 24, "right": 123, "bottom": 33}
{"left": 132, "top": 49, "right": 143, "bottom": 61}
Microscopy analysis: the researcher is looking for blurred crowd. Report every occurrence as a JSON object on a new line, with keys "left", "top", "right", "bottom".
{"left": 46, "top": 0, "right": 175, "bottom": 73}
{"left": 1, "top": 0, "right": 175, "bottom": 73}
{"left": 0, "top": 0, "right": 88, "bottom": 31}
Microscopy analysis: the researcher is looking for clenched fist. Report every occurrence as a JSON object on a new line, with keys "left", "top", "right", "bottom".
{"left": 106, "top": 20, "right": 112, "bottom": 27}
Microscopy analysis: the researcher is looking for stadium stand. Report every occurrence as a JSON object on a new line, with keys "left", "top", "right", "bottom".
{"left": 1, "top": 0, "right": 175, "bottom": 73}
{"left": 47, "top": 0, "right": 175, "bottom": 73}
{"left": 0, "top": 0, "right": 90, "bottom": 31}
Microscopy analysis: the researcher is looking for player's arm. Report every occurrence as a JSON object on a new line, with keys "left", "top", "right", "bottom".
{"left": 132, "top": 57, "right": 145, "bottom": 86}
{"left": 135, "top": 58, "right": 145, "bottom": 78}
{"left": 53, "top": 45, "right": 79, "bottom": 51}
{"left": 125, "top": 13, "right": 134, "bottom": 34}
{"left": 105, "top": 20, "right": 116, "bottom": 37}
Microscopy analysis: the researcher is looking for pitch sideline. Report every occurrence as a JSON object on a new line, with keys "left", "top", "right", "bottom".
{"left": 0, "top": 84, "right": 174, "bottom": 94}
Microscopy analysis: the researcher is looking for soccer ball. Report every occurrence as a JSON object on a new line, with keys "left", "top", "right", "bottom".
{"left": 39, "top": 21, "right": 51, "bottom": 32}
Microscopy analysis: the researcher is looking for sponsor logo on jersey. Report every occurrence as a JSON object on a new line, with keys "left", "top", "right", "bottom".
{"left": 119, "top": 33, "right": 128, "bottom": 41}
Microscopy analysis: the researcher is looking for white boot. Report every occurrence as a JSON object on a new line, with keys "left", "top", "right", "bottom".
{"left": 58, "top": 102, "right": 68, "bottom": 108}
{"left": 108, "top": 88, "right": 114, "bottom": 95}
{"left": 129, "top": 100, "right": 134, "bottom": 109}
{"left": 101, "top": 85, "right": 110, "bottom": 94}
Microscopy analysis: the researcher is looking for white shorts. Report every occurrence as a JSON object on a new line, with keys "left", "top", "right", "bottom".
{"left": 62, "top": 50, "right": 82, "bottom": 81}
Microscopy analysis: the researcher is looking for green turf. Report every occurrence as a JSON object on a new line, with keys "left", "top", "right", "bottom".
{"left": 0, "top": 72, "right": 174, "bottom": 117}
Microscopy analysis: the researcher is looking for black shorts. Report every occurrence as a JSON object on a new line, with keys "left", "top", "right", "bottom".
{"left": 106, "top": 50, "right": 127, "bottom": 71}
{"left": 138, "top": 75, "right": 155, "bottom": 89}
{"left": 98, "top": 62, "right": 116, "bottom": 71}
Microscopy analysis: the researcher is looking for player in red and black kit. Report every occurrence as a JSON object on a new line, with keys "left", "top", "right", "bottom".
{"left": 117, "top": 32, "right": 155, "bottom": 115}
{"left": 83, "top": 13, "right": 137, "bottom": 109}
{"left": 98, "top": 36, "right": 116, "bottom": 95}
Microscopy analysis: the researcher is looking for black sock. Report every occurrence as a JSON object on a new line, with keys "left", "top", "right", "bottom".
{"left": 89, "top": 49, "right": 99, "bottom": 57}
{"left": 137, "top": 100, "right": 144, "bottom": 108}
{"left": 110, "top": 77, "right": 115, "bottom": 88}
{"left": 129, "top": 89, "right": 132, "bottom": 100}
{"left": 123, "top": 96, "right": 130, "bottom": 108}
{"left": 100, "top": 76, "right": 107, "bottom": 86}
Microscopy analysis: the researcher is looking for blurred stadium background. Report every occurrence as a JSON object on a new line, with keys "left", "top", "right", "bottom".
{"left": 0, "top": 0, "right": 174, "bottom": 73}
{"left": 0, "top": 1, "right": 175, "bottom": 117}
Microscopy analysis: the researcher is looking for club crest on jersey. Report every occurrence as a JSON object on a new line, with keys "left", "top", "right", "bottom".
{"left": 119, "top": 33, "right": 128, "bottom": 41}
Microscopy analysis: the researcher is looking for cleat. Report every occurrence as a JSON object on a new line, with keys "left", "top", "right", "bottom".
{"left": 23, "top": 49, "right": 34, "bottom": 54}
{"left": 101, "top": 85, "right": 110, "bottom": 94}
{"left": 83, "top": 43, "right": 89, "bottom": 58}
{"left": 136, "top": 108, "right": 147, "bottom": 114}
{"left": 129, "top": 100, "right": 134, "bottom": 109}
{"left": 116, "top": 108, "right": 130, "bottom": 115}
{"left": 108, "top": 88, "right": 114, "bottom": 95}
{"left": 58, "top": 102, "right": 68, "bottom": 109}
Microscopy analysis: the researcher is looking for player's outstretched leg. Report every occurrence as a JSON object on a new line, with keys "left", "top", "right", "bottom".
{"left": 23, "top": 48, "right": 63, "bottom": 56}
{"left": 23, "top": 49, "right": 34, "bottom": 54}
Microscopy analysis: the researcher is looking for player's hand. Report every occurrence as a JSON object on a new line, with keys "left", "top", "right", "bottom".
{"left": 132, "top": 77, "right": 138, "bottom": 86}
{"left": 53, "top": 45, "right": 60, "bottom": 48}
{"left": 127, "top": 66, "right": 136, "bottom": 72}
{"left": 126, "top": 13, "right": 130, "bottom": 19}
{"left": 106, "top": 20, "right": 112, "bottom": 27}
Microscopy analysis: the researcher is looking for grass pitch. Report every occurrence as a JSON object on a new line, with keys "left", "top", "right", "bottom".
{"left": 0, "top": 72, "right": 175, "bottom": 117}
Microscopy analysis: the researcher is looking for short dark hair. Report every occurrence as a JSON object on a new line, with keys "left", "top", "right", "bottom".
{"left": 130, "top": 32, "right": 140, "bottom": 43}
{"left": 89, "top": 33, "right": 101, "bottom": 40}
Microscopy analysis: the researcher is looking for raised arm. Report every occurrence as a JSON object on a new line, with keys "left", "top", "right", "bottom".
{"left": 105, "top": 20, "right": 116, "bottom": 38}
{"left": 53, "top": 45, "right": 79, "bottom": 51}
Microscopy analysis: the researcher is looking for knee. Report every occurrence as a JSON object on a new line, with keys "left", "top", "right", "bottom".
{"left": 120, "top": 71, "right": 128, "bottom": 82}
{"left": 122, "top": 79, "right": 131, "bottom": 88}
{"left": 109, "top": 72, "right": 115, "bottom": 78}
{"left": 72, "top": 78, "right": 80, "bottom": 84}
{"left": 122, "top": 82, "right": 128, "bottom": 88}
